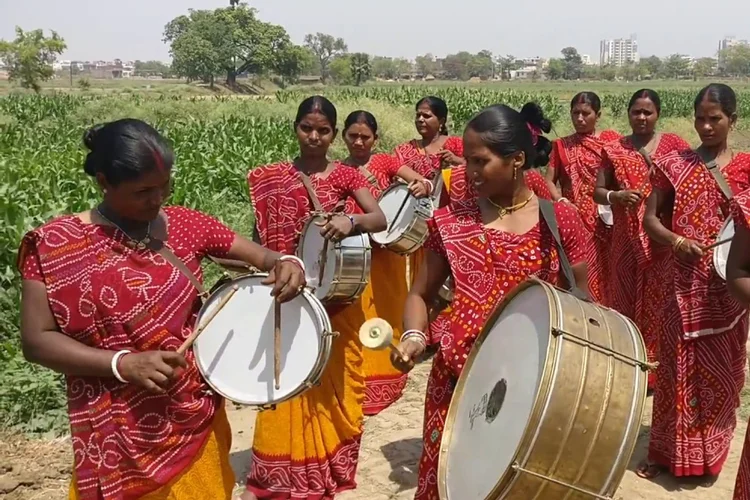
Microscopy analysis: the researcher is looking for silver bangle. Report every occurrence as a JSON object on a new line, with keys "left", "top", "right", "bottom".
{"left": 606, "top": 190, "right": 614, "bottom": 205}
{"left": 278, "top": 255, "right": 306, "bottom": 273}
{"left": 422, "top": 179, "right": 434, "bottom": 195}
{"left": 402, "top": 330, "right": 427, "bottom": 346}
{"left": 111, "top": 350, "right": 131, "bottom": 383}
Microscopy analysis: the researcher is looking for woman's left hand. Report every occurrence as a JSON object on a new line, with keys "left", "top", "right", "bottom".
{"left": 317, "top": 214, "right": 355, "bottom": 241}
{"left": 437, "top": 149, "right": 463, "bottom": 166}
{"left": 262, "top": 260, "right": 306, "bottom": 302}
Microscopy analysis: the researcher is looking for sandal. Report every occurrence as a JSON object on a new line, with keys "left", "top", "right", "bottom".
{"left": 636, "top": 462, "right": 663, "bottom": 479}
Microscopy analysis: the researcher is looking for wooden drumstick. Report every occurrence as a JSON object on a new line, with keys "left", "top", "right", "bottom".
{"left": 705, "top": 237, "right": 734, "bottom": 250}
{"left": 178, "top": 285, "right": 239, "bottom": 355}
{"left": 274, "top": 299, "right": 281, "bottom": 390}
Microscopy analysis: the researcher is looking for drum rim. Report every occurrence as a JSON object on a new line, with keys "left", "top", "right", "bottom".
{"left": 193, "top": 273, "right": 334, "bottom": 406}
{"left": 371, "top": 184, "right": 429, "bottom": 247}
{"left": 437, "top": 278, "right": 555, "bottom": 499}
{"left": 713, "top": 216, "right": 733, "bottom": 281}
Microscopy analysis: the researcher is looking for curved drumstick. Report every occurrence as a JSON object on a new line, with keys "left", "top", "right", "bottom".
{"left": 705, "top": 237, "right": 733, "bottom": 250}
{"left": 387, "top": 190, "right": 412, "bottom": 234}
{"left": 274, "top": 299, "right": 281, "bottom": 390}
{"left": 178, "top": 285, "right": 239, "bottom": 355}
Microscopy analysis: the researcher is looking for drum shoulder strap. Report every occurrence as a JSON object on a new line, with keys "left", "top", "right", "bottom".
{"left": 155, "top": 243, "right": 208, "bottom": 298}
{"left": 538, "top": 199, "right": 587, "bottom": 301}
{"left": 297, "top": 170, "right": 325, "bottom": 212}
{"left": 704, "top": 158, "right": 734, "bottom": 201}
{"left": 358, "top": 165, "right": 380, "bottom": 189}
{"left": 637, "top": 147, "right": 656, "bottom": 171}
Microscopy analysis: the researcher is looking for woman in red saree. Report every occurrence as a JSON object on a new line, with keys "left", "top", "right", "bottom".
{"left": 393, "top": 103, "right": 588, "bottom": 500}
{"left": 546, "top": 92, "right": 621, "bottom": 303}
{"left": 593, "top": 89, "right": 690, "bottom": 391}
{"left": 243, "top": 97, "right": 387, "bottom": 499}
{"left": 727, "top": 188, "right": 750, "bottom": 499}
{"left": 18, "top": 119, "right": 305, "bottom": 500}
{"left": 393, "top": 96, "right": 464, "bottom": 288}
{"left": 339, "top": 110, "right": 433, "bottom": 416}
{"left": 642, "top": 84, "right": 750, "bottom": 480}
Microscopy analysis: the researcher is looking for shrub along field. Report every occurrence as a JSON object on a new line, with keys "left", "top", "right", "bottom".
{"left": 3, "top": 84, "right": 750, "bottom": 434}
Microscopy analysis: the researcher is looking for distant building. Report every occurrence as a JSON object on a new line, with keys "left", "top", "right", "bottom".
{"left": 581, "top": 54, "right": 596, "bottom": 66}
{"left": 718, "top": 36, "right": 749, "bottom": 71}
{"left": 600, "top": 36, "right": 640, "bottom": 67}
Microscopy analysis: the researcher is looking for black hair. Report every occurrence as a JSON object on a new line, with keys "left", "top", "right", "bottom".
{"left": 82, "top": 118, "right": 173, "bottom": 186}
{"left": 571, "top": 91, "right": 602, "bottom": 114}
{"left": 295, "top": 95, "right": 338, "bottom": 129}
{"left": 416, "top": 96, "right": 449, "bottom": 135}
{"left": 343, "top": 110, "right": 378, "bottom": 135}
{"left": 466, "top": 102, "right": 553, "bottom": 169}
{"left": 695, "top": 83, "right": 737, "bottom": 117}
{"left": 628, "top": 89, "right": 661, "bottom": 115}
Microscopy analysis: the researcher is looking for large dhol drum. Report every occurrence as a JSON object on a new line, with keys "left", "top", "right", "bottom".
{"left": 193, "top": 274, "right": 334, "bottom": 406}
{"left": 714, "top": 217, "right": 734, "bottom": 281}
{"left": 371, "top": 183, "right": 433, "bottom": 255}
{"left": 297, "top": 213, "right": 372, "bottom": 304}
{"left": 438, "top": 279, "right": 648, "bottom": 500}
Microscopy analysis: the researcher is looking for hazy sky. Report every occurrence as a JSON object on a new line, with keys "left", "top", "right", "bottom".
{"left": 1, "top": 0, "right": 747, "bottom": 62}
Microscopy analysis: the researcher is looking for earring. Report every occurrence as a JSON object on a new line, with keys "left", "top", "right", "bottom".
{"left": 513, "top": 168, "right": 517, "bottom": 181}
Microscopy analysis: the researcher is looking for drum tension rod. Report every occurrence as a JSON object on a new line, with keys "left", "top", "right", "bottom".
{"left": 551, "top": 328, "right": 658, "bottom": 372}
{"left": 511, "top": 463, "right": 612, "bottom": 500}
{"left": 323, "top": 330, "right": 340, "bottom": 338}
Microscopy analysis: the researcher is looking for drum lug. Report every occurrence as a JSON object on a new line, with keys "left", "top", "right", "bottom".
{"left": 323, "top": 330, "right": 340, "bottom": 338}
{"left": 257, "top": 404, "right": 276, "bottom": 412}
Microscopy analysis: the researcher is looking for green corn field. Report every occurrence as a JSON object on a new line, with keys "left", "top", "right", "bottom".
{"left": 2, "top": 86, "right": 750, "bottom": 434}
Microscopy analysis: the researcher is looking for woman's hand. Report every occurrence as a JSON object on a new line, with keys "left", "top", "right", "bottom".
{"left": 317, "top": 214, "right": 354, "bottom": 241}
{"left": 119, "top": 351, "right": 187, "bottom": 394}
{"left": 675, "top": 238, "right": 705, "bottom": 262}
{"left": 408, "top": 179, "right": 431, "bottom": 199}
{"left": 612, "top": 189, "right": 643, "bottom": 207}
{"left": 262, "top": 260, "right": 306, "bottom": 303}
{"left": 437, "top": 149, "right": 463, "bottom": 166}
{"left": 390, "top": 339, "right": 426, "bottom": 373}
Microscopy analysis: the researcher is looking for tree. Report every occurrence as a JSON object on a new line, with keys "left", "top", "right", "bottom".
{"left": 693, "top": 57, "right": 716, "bottom": 78}
{"left": 545, "top": 59, "right": 565, "bottom": 80}
{"left": 274, "top": 44, "right": 313, "bottom": 87}
{"left": 304, "top": 32, "right": 347, "bottom": 83}
{"left": 371, "top": 56, "right": 398, "bottom": 80}
{"left": 496, "top": 54, "right": 516, "bottom": 80}
{"left": 415, "top": 53, "right": 438, "bottom": 77}
{"left": 134, "top": 60, "right": 172, "bottom": 77}
{"left": 442, "top": 51, "right": 473, "bottom": 80}
{"left": 467, "top": 50, "right": 494, "bottom": 80}
{"left": 561, "top": 47, "right": 583, "bottom": 80}
{"left": 640, "top": 55, "right": 663, "bottom": 78}
{"left": 662, "top": 54, "right": 691, "bottom": 79}
{"left": 721, "top": 46, "right": 750, "bottom": 76}
{"left": 350, "top": 52, "right": 371, "bottom": 86}
{"left": 329, "top": 55, "right": 352, "bottom": 84}
{"left": 0, "top": 27, "right": 66, "bottom": 92}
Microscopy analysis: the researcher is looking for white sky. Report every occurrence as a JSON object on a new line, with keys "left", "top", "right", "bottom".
{"left": 0, "top": 0, "right": 747, "bottom": 62}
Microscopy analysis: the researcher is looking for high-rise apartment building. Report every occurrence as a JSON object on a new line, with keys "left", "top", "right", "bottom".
{"left": 600, "top": 36, "right": 640, "bottom": 67}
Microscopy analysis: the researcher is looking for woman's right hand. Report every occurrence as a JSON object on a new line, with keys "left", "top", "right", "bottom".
{"left": 612, "top": 189, "right": 643, "bottom": 207}
{"left": 675, "top": 239, "right": 704, "bottom": 261}
{"left": 407, "top": 180, "right": 430, "bottom": 199}
{"left": 119, "top": 351, "right": 188, "bottom": 394}
{"left": 390, "top": 339, "right": 426, "bottom": 373}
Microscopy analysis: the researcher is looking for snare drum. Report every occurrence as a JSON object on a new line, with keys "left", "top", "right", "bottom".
{"left": 714, "top": 217, "right": 734, "bottom": 281}
{"left": 297, "top": 213, "right": 371, "bottom": 304}
{"left": 193, "top": 274, "right": 333, "bottom": 406}
{"left": 439, "top": 278, "right": 648, "bottom": 500}
{"left": 371, "top": 184, "right": 433, "bottom": 255}
{"left": 598, "top": 204, "right": 614, "bottom": 226}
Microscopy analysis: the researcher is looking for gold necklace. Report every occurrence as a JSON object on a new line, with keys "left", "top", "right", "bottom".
{"left": 486, "top": 192, "right": 535, "bottom": 219}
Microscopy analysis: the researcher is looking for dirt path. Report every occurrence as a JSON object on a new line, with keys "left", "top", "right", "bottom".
{"left": 2, "top": 359, "right": 746, "bottom": 499}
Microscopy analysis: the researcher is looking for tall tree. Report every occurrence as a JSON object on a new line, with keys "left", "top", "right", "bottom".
{"left": 0, "top": 27, "right": 66, "bottom": 92}
{"left": 693, "top": 57, "right": 716, "bottom": 77}
{"left": 350, "top": 53, "right": 371, "bottom": 86}
{"left": 496, "top": 54, "right": 516, "bottom": 81}
{"left": 442, "top": 51, "right": 473, "bottom": 80}
{"left": 329, "top": 55, "right": 352, "bottom": 84}
{"left": 415, "top": 53, "right": 438, "bottom": 77}
{"left": 467, "top": 50, "right": 494, "bottom": 79}
{"left": 640, "top": 55, "right": 663, "bottom": 77}
{"left": 304, "top": 32, "right": 347, "bottom": 83}
{"left": 662, "top": 54, "right": 691, "bottom": 79}
{"left": 274, "top": 44, "right": 313, "bottom": 87}
{"left": 721, "top": 46, "right": 750, "bottom": 76}
{"left": 545, "top": 59, "right": 565, "bottom": 80}
{"left": 371, "top": 56, "right": 398, "bottom": 80}
{"left": 560, "top": 47, "right": 583, "bottom": 80}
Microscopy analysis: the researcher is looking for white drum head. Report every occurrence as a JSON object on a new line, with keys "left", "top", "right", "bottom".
{"left": 372, "top": 185, "right": 421, "bottom": 246}
{"left": 714, "top": 217, "right": 734, "bottom": 281}
{"left": 598, "top": 204, "right": 613, "bottom": 226}
{"left": 298, "top": 215, "right": 370, "bottom": 300}
{"left": 440, "top": 284, "right": 550, "bottom": 500}
{"left": 193, "top": 275, "right": 330, "bottom": 405}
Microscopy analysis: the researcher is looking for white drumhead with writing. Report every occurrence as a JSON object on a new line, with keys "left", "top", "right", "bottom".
{"left": 598, "top": 204, "right": 613, "bottom": 226}
{"left": 298, "top": 215, "right": 369, "bottom": 300}
{"left": 714, "top": 217, "right": 735, "bottom": 281}
{"left": 441, "top": 285, "right": 550, "bottom": 499}
{"left": 193, "top": 275, "right": 329, "bottom": 405}
{"left": 372, "top": 184, "right": 420, "bottom": 246}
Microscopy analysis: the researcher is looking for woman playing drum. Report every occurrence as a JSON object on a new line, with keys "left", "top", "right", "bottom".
{"left": 727, "top": 188, "right": 750, "bottom": 499}
{"left": 546, "top": 92, "right": 621, "bottom": 302}
{"left": 593, "top": 89, "right": 690, "bottom": 390}
{"left": 393, "top": 103, "right": 589, "bottom": 500}
{"left": 339, "top": 110, "right": 432, "bottom": 415}
{"left": 18, "top": 119, "right": 306, "bottom": 500}
{"left": 243, "top": 96, "right": 386, "bottom": 499}
{"left": 640, "top": 83, "right": 750, "bottom": 480}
